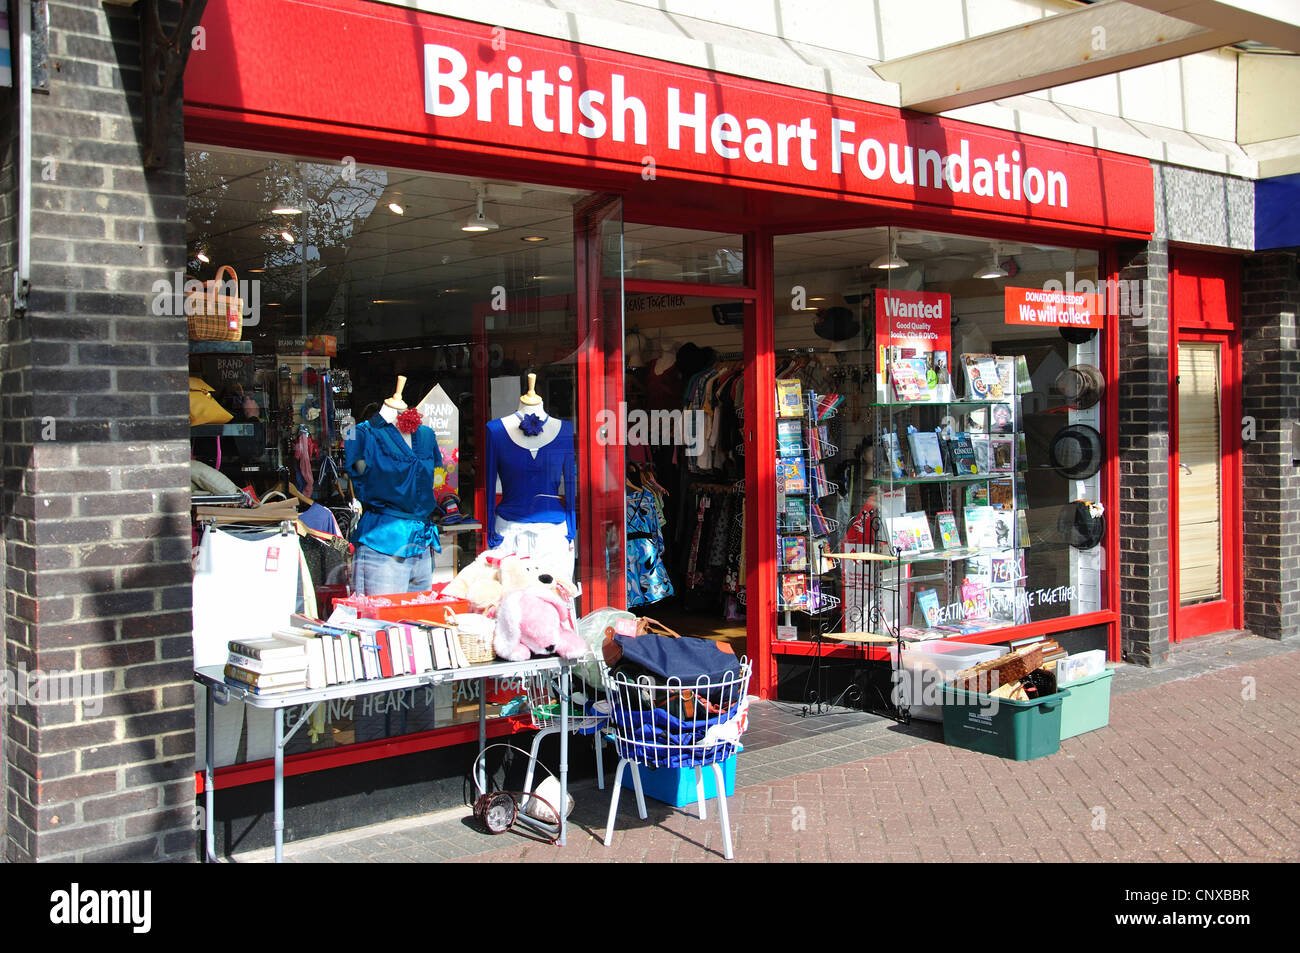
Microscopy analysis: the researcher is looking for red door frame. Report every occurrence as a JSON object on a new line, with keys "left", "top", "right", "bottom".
{"left": 1169, "top": 252, "right": 1243, "bottom": 641}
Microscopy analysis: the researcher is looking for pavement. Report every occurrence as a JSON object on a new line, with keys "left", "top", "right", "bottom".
{"left": 233, "top": 632, "right": 1300, "bottom": 863}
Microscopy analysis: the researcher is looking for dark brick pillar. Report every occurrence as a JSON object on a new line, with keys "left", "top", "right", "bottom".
{"left": 1241, "top": 251, "right": 1300, "bottom": 641}
{"left": 0, "top": 1, "right": 193, "bottom": 862}
{"left": 1117, "top": 239, "right": 1172, "bottom": 665}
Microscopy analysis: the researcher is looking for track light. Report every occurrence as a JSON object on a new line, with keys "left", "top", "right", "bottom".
{"left": 870, "top": 236, "right": 908, "bottom": 270}
{"left": 974, "top": 246, "right": 1008, "bottom": 279}
{"left": 462, "top": 186, "right": 498, "bottom": 232}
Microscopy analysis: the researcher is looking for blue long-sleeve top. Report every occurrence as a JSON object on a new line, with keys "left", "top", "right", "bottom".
{"left": 484, "top": 417, "right": 577, "bottom": 549}
{"left": 345, "top": 413, "right": 442, "bottom": 558}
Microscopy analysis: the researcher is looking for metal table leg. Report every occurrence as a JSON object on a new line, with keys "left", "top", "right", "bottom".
{"left": 204, "top": 687, "right": 216, "bottom": 863}
{"left": 477, "top": 678, "right": 487, "bottom": 795}
{"left": 559, "top": 664, "right": 569, "bottom": 847}
{"left": 274, "top": 707, "right": 284, "bottom": 863}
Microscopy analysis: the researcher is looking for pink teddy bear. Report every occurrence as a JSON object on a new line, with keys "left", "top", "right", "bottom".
{"left": 492, "top": 573, "right": 587, "bottom": 662}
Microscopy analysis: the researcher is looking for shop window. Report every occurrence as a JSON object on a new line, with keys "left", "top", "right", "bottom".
{"left": 185, "top": 147, "right": 617, "bottom": 765}
{"left": 623, "top": 224, "right": 744, "bottom": 286}
{"left": 772, "top": 227, "right": 1106, "bottom": 644}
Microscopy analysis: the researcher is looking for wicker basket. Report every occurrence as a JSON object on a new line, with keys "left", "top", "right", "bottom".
{"left": 457, "top": 625, "right": 495, "bottom": 664}
{"left": 186, "top": 265, "right": 244, "bottom": 342}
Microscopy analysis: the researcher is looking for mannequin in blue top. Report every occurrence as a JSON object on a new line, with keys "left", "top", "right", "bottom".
{"left": 484, "top": 373, "right": 577, "bottom": 577}
{"left": 345, "top": 376, "right": 443, "bottom": 595}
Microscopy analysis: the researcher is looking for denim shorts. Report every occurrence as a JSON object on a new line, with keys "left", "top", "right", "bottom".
{"left": 351, "top": 543, "right": 433, "bottom": 596}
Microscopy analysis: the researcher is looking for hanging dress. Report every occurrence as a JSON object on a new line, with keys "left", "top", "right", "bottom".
{"left": 626, "top": 489, "right": 674, "bottom": 607}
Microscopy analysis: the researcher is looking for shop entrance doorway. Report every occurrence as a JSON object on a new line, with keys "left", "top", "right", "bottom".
{"left": 1170, "top": 254, "right": 1242, "bottom": 643}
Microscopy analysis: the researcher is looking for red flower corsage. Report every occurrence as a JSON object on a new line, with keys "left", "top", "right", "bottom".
{"left": 396, "top": 408, "right": 423, "bottom": 434}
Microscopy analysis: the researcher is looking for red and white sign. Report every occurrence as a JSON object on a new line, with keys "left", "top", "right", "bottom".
{"left": 1003, "top": 286, "right": 1103, "bottom": 329}
{"left": 186, "top": 0, "right": 1154, "bottom": 237}
{"left": 874, "top": 289, "right": 952, "bottom": 401}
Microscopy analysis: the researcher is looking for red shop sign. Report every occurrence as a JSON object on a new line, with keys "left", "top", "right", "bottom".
{"left": 1003, "top": 286, "right": 1104, "bottom": 329}
{"left": 187, "top": 0, "right": 1153, "bottom": 236}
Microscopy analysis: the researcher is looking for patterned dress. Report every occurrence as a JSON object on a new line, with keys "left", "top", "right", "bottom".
{"left": 626, "top": 490, "right": 674, "bottom": 607}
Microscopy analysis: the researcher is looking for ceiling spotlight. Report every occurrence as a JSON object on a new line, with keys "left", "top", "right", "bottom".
{"left": 195, "top": 248, "right": 210, "bottom": 264}
{"left": 388, "top": 202, "right": 405, "bottom": 215}
{"left": 462, "top": 186, "right": 499, "bottom": 233}
{"left": 521, "top": 235, "right": 547, "bottom": 243}
{"left": 974, "top": 246, "right": 1008, "bottom": 280}
{"left": 281, "top": 230, "right": 296, "bottom": 243}
{"left": 272, "top": 206, "right": 301, "bottom": 215}
{"left": 870, "top": 237, "right": 908, "bottom": 270}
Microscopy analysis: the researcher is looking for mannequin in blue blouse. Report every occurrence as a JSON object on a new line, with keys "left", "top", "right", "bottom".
{"left": 345, "top": 376, "right": 443, "bottom": 595}
{"left": 485, "top": 373, "right": 576, "bottom": 575}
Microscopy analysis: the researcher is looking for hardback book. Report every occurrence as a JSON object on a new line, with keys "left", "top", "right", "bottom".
{"left": 907, "top": 430, "right": 945, "bottom": 477}
{"left": 227, "top": 636, "right": 308, "bottom": 662}
{"left": 781, "top": 573, "right": 808, "bottom": 609}
{"left": 223, "top": 665, "right": 307, "bottom": 691}
{"left": 961, "top": 354, "right": 1001, "bottom": 399}
{"left": 776, "top": 379, "right": 804, "bottom": 418}
{"left": 935, "top": 510, "right": 961, "bottom": 550}
{"left": 782, "top": 535, "right": 808, "bottom": 571}
{"left": 878, "top": 430, "right": 906, "bottom": 479}
{"left": 777, "top": 419, "right": 803, "bottom": 456}
{"left": 431, "top": 626, "right": 453, "bottom": 670}
{"left": 375, "top": 629, "right": 394, "bottom": 678}
{"left": 994, "top": 357, "right": 1016, "bottom": 398}
{"left": 989, "top": 478, "right": 1014, "bottom": 509}
{"left": 970, "top": 433, "right": 991, "bottom": 473}
{"left": 964, "top": 505, "right": 997, "bottom": 549}
{"left": 268, "top": 629, "right": 328, "bottom": 690}
{"left": 965, "top": 482, "right": 991, "bottom": 507}
{"left": 946, "top": 432, "right": 978, "bottom": 475}
{"left": 226, "top": 650, "right": 311, "bottom": 675}
{"left": 410, "top": 625, "right": 435, "bottom": 673}
{"left": 989, "top": 403, "right": 1015, "bottom": 434}
{"left": 349, "top": 634, "right": 365, "bottom": 682}
{"left": 988, "top": 586, "right": 1017, "bottom": 622}
{"left": 990, "top": 435, "right": 1015, "bottom": 472}
{"left": 778, "top": 457, "right": 808, "bottom": 494}
{"left": 903, "top": 511, "right": 935, "bottom": 552}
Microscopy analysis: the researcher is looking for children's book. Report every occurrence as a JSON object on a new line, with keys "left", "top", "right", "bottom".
{"left": 935, "top": 510, "right": 961, "bottom": 550}
{"left": 776, "top": 379, "right": 804, "bottom": 418}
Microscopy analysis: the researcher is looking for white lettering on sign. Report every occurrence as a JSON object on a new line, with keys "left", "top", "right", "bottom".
{"left": 422, "top": 43, "right": 1068, "bottom": 207}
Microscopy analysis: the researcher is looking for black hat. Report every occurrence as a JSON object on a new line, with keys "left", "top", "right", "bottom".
{"left": 1049, "top": 424, "right": 1103, "bottom": 480}
{"left": 1052, "top": 364, "right": 1105, "bottom": 410}
{"left": 1060, "top": 325, "right": 1098, "bottom": 344}
{"left": 814, "top": 306, "right": 859, "bottom": 342}
{"left": 1058, "top": 500, "right": 1105, "bottom": 549}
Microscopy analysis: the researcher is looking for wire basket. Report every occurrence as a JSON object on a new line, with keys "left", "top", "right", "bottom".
{"left": 524, "top": 671, "right": 609, "bottom": 736}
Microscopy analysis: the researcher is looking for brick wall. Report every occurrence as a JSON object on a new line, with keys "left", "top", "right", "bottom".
{"left": 1116, "top": 239, "right": 1171, "bottom": 665}
{"left": 1, "top": 0, "right": 193, "bottom": 862}
{"left": 1241, "top": 251, "right": 1300, "bottom": 641}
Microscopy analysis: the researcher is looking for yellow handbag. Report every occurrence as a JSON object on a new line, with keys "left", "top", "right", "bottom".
{"left": 189, "top": 377, "right": 233, "bottom": 427}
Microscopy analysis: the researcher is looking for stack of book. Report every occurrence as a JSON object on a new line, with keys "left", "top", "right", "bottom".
{"left": 292, "top": 615, "right": 476, "bottom": 685}
{"left": 224, "top": 635, "right": 312, "bottom": 695}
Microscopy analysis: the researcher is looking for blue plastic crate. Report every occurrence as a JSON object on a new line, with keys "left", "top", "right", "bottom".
{"left": 621, "top": 754, "right": 737, "bottom": 808}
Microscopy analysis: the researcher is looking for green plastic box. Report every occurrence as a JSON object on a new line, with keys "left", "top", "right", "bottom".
{"left": 1057, "top": 667, "right": 1113, "bottom": 740}
{"left": 941, "top": 685, "right": 1070, "bottom": 761}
